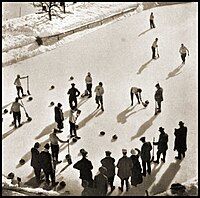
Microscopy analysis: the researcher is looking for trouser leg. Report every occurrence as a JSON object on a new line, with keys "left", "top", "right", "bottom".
{"left": 157, "top": 101, "right": 161, "bottom": 111}
{"left": 135, "top": 93, "right": 140, "bottom": 103}
{"left": 34, "top": 168, "right": 41, "bottom": 184}
{"left": 147, "top": 161, "right": 151, "bottom": 174}
{"left": 121, "top": 179, "right": 124, "bottom": 189}
{"left": 125, "top": 178, "right": 129, "bottom": 190}
{"left": 152, "top": 47, "right": 156, "bottom": 59}
{"left": 16, "top": 87, "right": 20, "bottom": 98}
{"left": 13, "top": 112, "right": 17, "bottom": 127}
{"left": 162, "top": 151, "right": 166, "bottom": 161}
{"left": 130, "top": 91, "right": 133, "bottom": 105}
{"left": 157, "top": 150, "right": 161, "bottom": 162}
{"left": 142, "top": 160, "right": 146, "bottom": 175}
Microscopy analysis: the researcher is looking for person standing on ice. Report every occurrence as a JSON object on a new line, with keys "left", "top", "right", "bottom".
{"left": 54, "top": 103, "right": 64, "bottom": 132}
{"left": 49, "top": 128, "right": 69, "bottom": 165}
{"left": 150, "top": 12, "right": 155, "bottom": 28}
{"left": 151, "top": 38, "right": 158, "bottom": 59}
{"left": 174, "top": 121, "right": 187, "bottom": 160}
{"left": 10, "top": 97, "right": 23, "bottom": 128}
{"left": 130, "top": 87, "right": 142, "bottom": 106}
{"left": 30, "top": 142, "right": 41, "bottom": 186}
{"left": 14, "top": 74, "right": 27, "bottom": 99}
{"left": 85, "top": 72, "right": 92, "bottom": 98}
{"left": 130, "top": 148, "right": 143, "bottom": 187}
{"left": 154, "top": 83, "right": 163, "bottom": 114}
{"left": 73, "top": 149, "right": 94, "bottom": 187}
{"left": 179, "top": 44, "right": 189, "bottom": 64}
{"left": 100, "top": 151, "right": 116, "bottom": 191}
{"left": 94, "top": 82, "right": 104, "bottom": 111}
{"left": 139, "top": 137, "right": 152, "bottom": 177}
{"left": 117, "top": 149, "right": 133, "bottom": 192}
{"left": 94, "top": 166, "right": 108, "bottom": 196}
{"left": 153, "top": 127, "right": 168, "bottom": 164}
{"left": 39, "top": 143, "right": 58, "bottom": 187}
{"left": 67, "top": 83, "right": 80, "bottom": 108}
{"left": 69, "top": 106, "right": 81, "bottom": 139}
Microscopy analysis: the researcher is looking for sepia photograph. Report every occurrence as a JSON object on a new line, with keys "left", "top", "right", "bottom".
{"left": 2, "top": 2, "right": 198, "bottom": 196}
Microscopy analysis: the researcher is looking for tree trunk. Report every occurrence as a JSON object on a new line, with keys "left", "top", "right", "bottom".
{"left": 48, "top": 2, "right": 52, "bottom": 21}
{"left": 63, "top": 3, "right": 66, "bottom": 13}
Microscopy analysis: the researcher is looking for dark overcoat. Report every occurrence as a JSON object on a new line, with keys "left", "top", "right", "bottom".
{"left": 54, "top": 106, "right": 64, "bottom": 123}
{"left": 130, "top": 155, "right": 143, "bottom": 186}
{"left": 154, "top": 87, "right": 163, "bottom": 102}
{"left": 174, "top": 126, "right": 187, "bottom": 152}
{"left": 117, "top": 156, "right": 133, "bottom": 179}
{"left": 100, "top": 156, "right": 115, "bottom": 178}
{"left": 73, "top": 157, "right": 93, "bottom": 181}
{"left": 30, "top": 147, "right": 40, "bottom": 169}
{"left": 39, "top": 151, "right": 53, "bottom": 173}
{"left": 141, "top": 142, "right": 152, "bottom": 162}
{"left": 157, "top": 132, "right": 168, "bottom": 152}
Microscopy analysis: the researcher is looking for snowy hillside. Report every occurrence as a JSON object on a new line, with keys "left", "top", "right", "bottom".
{"left": 2, "top": 2, "right": 198, "bottom": 196}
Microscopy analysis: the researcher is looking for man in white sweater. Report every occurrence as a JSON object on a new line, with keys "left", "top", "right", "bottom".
{"left": 14, "top": 74, "right": 27, "bottom": 99}
{"left": 179, "top": 44, "right": 189, "bottom": 64}
{"left": 151, "top": 38, "right": 158, "bottom": 59}
{"left": 85, "top": 72, "right": 92, "bottom": 98}
{"left": 69, "top": 106, "right": 81, "bottom": 139}
{"left": 10, "top": 97, "right": 23, "bottom": 128}
{"left": 94, "top": 82, "right": 104, "bottom": 111}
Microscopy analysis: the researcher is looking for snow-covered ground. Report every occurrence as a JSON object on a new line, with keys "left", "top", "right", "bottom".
{"left": 2, "top": 2, "right": 139, "bottom": 67}
{"left": 2, "top": 2, "right": 198, "bottom": 196}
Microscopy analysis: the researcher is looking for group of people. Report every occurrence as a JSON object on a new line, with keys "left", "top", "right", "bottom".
{"left": 150, "top": 13, "right": 189, "bottom": 63}
{"left": 71, "top": 120, "right": 187, "bottom": 195}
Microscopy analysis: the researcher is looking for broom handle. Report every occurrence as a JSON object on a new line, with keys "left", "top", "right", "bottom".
{"left": 153, "top": 137, "right": 155, "bottom": 156}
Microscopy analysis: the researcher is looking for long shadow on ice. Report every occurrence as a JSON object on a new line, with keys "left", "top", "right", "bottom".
{"left": 166, "top": 64, "right": 183, "bottom": 80}
{"left": 138, "top": 28, "right": 152, "bottom": 37}
{"left": 35, "top": 97, "right": 88, "bottom": 140}
{"left": 2, "top": 120, "right": 30, "bottom": 140}
{"left": 122, "top": 163, "right": 164, "bottom": 196}
{"left": 117, "top": 104, "right": 138, "bottom": 124}
{"left": 150, "top": 159, "right": 183, "bottom": 195}
{"left": 131, "top": 114, "right": 158, "bottom": 141}
{"left": 137, "top": 59, "right": 153, "bottom": 75}
{"left": 77, "top": 108, "right": 101, "bottom": 130}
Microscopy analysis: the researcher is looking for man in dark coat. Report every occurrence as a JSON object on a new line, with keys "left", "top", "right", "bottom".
{"left": 174, "top": 121, "right": 187, "bottom": 160}
{"left": 73, "top": 149, "right": 93, "bottom": 187}
{"left": 67, "top": 83, "right": 80, "bottom": 108}
{"left": 54, "top": 103, "right": 64, "bottom": 132}
{"left": 140, "top": 137, "right": 152, "bottom": 176}
{"left": 39, "top": 143, "right": 58, "bottom": 186}
{"left": 130, "top": 148, "right": 143, "bottom": 187}
{"left": 153, "top": 127, "right": 168, "bottom": 164}
{"left": 94, "top": 166, "right": 108, "bottom": 196}
{"left": 117, "top": 149, "right": 133, "bottom": 192}
{"left": 30, "top": 142, "right": 41, "bottom": 185}
{"left": 100, "top": 151, "right": 116, "bottom": 191}
{"left": 154, "top": 83, "right": 163, "bottom": 114}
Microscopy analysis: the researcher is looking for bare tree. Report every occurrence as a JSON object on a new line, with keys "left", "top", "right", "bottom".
{"left": 32, "top": 2, "right": 66, "bottom": 20}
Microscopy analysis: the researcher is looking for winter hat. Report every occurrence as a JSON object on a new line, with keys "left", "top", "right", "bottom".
{"left": 71, "top": 83, "right": 75, "bottom": 86}
{"left": 122, "top": 149, "right": 127, "bottom": 153}
{"left": 34, "top": 142, "right": 40, "bottom": 149}
{"left": 155, "top": 83, "right": 160, "bottom": 87}
{"left": 99, "top": 166, "right": 107, "bottom": 174}
{"left": 7, "top": 172, "right": 15, "bottom": 179}
{"left": 159, "top": 127, "right": 164, "bottom": 132}
{"left": 130, "top": 149, "right": 137, "bottom": 155}
{"left": 44, "top": 143, "right": 50, "bottom": 150}
{"left": 17, "top": 74, "right": 20, "bottom": 78}
{"left": 57, "top": 103, "right": 62, "bottom": 107}
{"left": 87, "top": 72, "right": 91, "bottom": 75}
{"left": 179, "top": 121, "right": 184, "bottom": 126}
{"left": 105, "top": 151, "right": 111, "bottom": 156}
{"left": 80, "top": 149, "right": 88, "bottom": 156}
{"left": 99, "top": 82, "right": 103, "bottom": 86}
{"left": 140, "top": 137, "right": 146, "bottom": 142}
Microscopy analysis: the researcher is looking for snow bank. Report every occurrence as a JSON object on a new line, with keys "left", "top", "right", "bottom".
{"left": 2, "top": 2, "right": 139, "bottom": 67}
{"left": 2, "top": 2, "right": 187, "bottom": 67}
{"left": 2, "top": 175, "right": 60, "bottom": 196}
